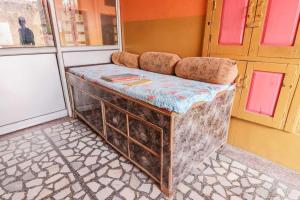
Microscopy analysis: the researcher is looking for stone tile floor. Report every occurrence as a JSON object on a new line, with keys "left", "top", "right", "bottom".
{"left": 0, "top": 119, "right": 299, "bottom": 200}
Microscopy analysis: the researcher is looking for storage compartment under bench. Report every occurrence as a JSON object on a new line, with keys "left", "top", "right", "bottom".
{"left": 67, "top": 72, "right": 235, "bottom": 197}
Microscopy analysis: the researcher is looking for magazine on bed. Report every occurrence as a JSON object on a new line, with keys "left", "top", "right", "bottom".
{"left": 101, "top": 73, "right": 141, "bottom": 82}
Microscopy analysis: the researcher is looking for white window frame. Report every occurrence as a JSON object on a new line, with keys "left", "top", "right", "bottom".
{"left": 0, "top": 0, "right": 123, "bottom": 117}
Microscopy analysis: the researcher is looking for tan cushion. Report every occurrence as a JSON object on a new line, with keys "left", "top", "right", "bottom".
{"left": 140, "top": 52, "right": 181, "bottom": 75}
{"left": 112, "top": 52, "right": 123, "bottom": 66}
{"left": 119, "top": 52, "right": 139, "bottom": 68}
{"left": 175, "top": 57, "right": 238, "bottom": 84}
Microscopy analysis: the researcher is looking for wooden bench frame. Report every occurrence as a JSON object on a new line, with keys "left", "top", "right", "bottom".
{"left": 66, "top": 72, "right": 234, "bottom": 197}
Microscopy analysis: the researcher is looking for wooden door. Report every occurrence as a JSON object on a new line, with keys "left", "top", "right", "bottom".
{"left": 209, "top": 0, "right": 258, "bottom": 56}
{"left": 249, "top": 0, "right": 300, "bottom": 58}
{"left": 237, "top": 62, "right": 299, "bottom": 129}
{"left": 232, "top": 61, "right": 247, "bottom": 117}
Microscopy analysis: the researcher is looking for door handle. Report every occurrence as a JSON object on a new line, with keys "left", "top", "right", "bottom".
{"left": 255, "top": 0, "right": 266, "bottom": 26}
{"left": 246, "top": 0, "right": 266, "bottom": 28}
{"left": 235, "top": 75, "right": 247, "bottom": 88}
{"left": 282, "top": 84, "right": 293, "bottom": 89}
{"left": 246, "top": 0, "right": 256, "bottom": 26}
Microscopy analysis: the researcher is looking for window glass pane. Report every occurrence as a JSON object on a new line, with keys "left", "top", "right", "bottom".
{"left": 0, "top": 0, "right": 54, "bottom": 48}
{"left": 54, "top": 0, "right": 118, "bottom": 47}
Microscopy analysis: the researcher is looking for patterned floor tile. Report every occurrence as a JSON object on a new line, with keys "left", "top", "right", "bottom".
{"left": 0, "top": 134, "right": 84, "bottom": 200}
{"left": 0, "top": 119, "right": 299, "bottom": 200}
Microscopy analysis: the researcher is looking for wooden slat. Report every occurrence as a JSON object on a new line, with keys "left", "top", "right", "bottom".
{"left": 106, "top": 122, "right": 161, "bottom": 158}
{"left": 104, "top": 100, "right": 163, "bottom": 132}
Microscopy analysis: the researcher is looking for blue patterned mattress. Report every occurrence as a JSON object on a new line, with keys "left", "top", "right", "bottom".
{"left": 69, "top": 64, "right": 235, "bottom": 113}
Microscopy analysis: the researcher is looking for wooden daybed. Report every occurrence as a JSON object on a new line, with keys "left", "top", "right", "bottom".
{"left": 66, "top": 53, "right": 237, "bottom": 197}
{"left": 66, "top": 74, "right": 234, "bottom": 197}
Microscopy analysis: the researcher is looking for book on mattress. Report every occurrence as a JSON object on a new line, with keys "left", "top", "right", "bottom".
{"left": 124, "top": 79, "right": 152, "bottom": 87}
{"left": 101, "top": 73, "right": 140, "bottom": 82}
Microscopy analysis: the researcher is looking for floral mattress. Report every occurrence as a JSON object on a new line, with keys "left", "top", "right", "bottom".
{"left": 68, "top": 64, "right": 234, "bottom": 113}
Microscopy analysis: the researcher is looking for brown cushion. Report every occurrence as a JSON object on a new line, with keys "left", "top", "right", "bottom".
{"left": 140, "top": 52, "right": 181, "bottom": 75}
{"left": 119, "top": 52, "right": 139, "bottom": 68}
{"left": 111, "top": 52, "right": 123, "bottom": 66}
{"left": 175, "top": 57, "right": 238, "bottom": 84}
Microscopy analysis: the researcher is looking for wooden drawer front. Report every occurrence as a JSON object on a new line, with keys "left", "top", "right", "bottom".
{"left": 129, "top": 117, "right": 162, "bottom": 154}
{"left": 72, "top": 88, "right": 104, "bottom": 134}
{"left": 105, "top": 104, "right": 126, "bottom": 133}
{"left": 106, "top": 126, "right": 128, "bottom": 156}
{"left": 129, "top": 141, "right": 161, "bottom": 181}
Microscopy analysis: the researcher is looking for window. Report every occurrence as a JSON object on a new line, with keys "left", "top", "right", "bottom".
{"left": 0, "top": 0, "right": 54, "bottom": 48}
{"left": 54, "top": 0, "right": 118, "bottom": 47}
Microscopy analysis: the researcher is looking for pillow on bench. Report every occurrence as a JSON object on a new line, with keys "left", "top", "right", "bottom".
{"left": 175, "top": 57, "right": 238, "bottom": 84}
{"left": 120, "top": 52, "right": 139, "bottom": 68}
{"left": 140, "top": 52, "right": 180, "bottom": 75}
{"left": 112, "top": 51, "right": 139, "bottom": 68}
{"left": 112, "top": 52, "right": 123, "bottom": 66}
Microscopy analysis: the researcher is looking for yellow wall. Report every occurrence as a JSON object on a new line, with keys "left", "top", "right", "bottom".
{"left": 229, "top": 118, "right": 300, "bottom": 172}
{"left": 120, "top": 0, "right": 300, "bottom": 172}
{"left": 120, "top": 0, "right": 207, "bottom": 57}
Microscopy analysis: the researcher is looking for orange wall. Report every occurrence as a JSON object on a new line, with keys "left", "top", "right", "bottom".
{"left": 120, "top": 0, "right": 207, "bottom": 57}
{"left": 121, "top": 0, "right": 206, "bottom": 21}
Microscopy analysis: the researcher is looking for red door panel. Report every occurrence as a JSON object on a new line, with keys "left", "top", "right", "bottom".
{"left": 261, "top": 0, "right": 300, "bottom": 46}
{"left": 219, "top": 0, "right": 249, "bottom": 45}
{"left": 246, "top": 71, "right": 284, "bottom": 116}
